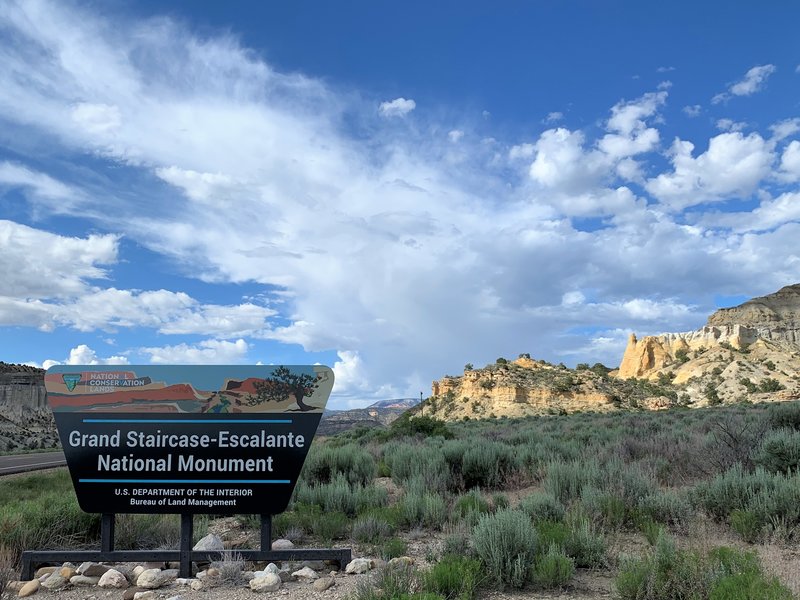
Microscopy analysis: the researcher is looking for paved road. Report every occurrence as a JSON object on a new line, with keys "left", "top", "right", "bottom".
{"left": 0, "top": 450, "right": 65, "bottom": 476}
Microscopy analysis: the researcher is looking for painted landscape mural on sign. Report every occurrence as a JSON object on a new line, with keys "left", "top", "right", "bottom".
{"left": 45, "top": 365, "right": 333, "bottom": 413}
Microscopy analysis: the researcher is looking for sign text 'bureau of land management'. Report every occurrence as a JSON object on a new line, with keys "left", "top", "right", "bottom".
{"left": 46, "top": 365, "right": 334, "bottom": 514}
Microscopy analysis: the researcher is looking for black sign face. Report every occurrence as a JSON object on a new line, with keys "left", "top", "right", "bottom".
{"left": 46, "top": 365, "right": 333, "bottom": 515}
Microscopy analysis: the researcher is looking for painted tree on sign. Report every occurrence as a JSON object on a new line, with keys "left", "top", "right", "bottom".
{"left": 250, "top": 366, "right": 320, "bottom": 411}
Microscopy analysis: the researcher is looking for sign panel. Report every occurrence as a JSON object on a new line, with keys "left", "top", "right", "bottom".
{"left": 46, "top": 365, "right": 333, "bottom": 515}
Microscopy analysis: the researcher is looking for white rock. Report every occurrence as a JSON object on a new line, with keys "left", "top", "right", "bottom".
{"left": 192, "top": 533, "right": 224, "bottom": 552}
{"left": 291, "top": 566, "right": 319, "bottom": 582}
{"left": 132, "top": 566, "right": 146, "bottom": 578}
{"left": 133, "top": 592, "right": 156, "bottom": 600}
{"left": 250, "top": 573, "right": 282, "bottom": 592}
{"left": 98, "top": 568, "right": 129, "bottom": 589}
{"left": 345, "top": 558, "right": 373, "bottom": 575}
{"left": 271, "top": 539, "right": 294, "bottom": 550}
{"left": 265, "top": 562, "right": 280, "bottom": 574}
{"left": 136, "top": 568, "right": 164, "bottom": 589}
{"left": 190, "top": 579, "right": 204, "bottom": 591}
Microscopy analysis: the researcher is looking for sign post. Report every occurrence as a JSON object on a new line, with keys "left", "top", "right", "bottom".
{"left": 21, "top": 365, "right": 349, "bottom": 579}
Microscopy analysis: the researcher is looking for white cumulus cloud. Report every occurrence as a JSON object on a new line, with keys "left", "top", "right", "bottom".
{"left": 646, "top": 132, "right": 774, "bottom": 209}
{"left": 379, "top": 97, "right": 416, "bottom": 117}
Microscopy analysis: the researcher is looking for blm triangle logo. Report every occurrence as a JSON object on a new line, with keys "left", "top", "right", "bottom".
{"left": 62, "top": 373, "right": 81, "bottom": 392}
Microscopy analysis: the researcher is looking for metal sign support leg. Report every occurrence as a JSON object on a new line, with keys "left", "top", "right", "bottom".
{"left": 180, "top": 514, "right": 194, "bottom": 578}
{"left": 101, "top": 514, "right": 115, "bottom": 552}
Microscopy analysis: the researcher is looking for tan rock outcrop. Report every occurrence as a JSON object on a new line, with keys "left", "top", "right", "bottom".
{"left": 430, "top": 359, "right": 616, "bottom": 421}
{"left": 617, "top": 325, "right": 759, "bottom": 380}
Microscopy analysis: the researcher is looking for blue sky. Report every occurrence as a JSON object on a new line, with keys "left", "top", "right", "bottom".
{"left": 1, "top": 1, "right": 799, "bottom": 408}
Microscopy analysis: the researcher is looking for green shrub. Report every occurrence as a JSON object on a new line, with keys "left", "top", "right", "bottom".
{"left": 543, "top": 460, "right": 602, "bottom": 505}
{"left": 472, "top": 509, "right": 537, "bottom": 588}
{"left": 422, "top": 555, "right": 482, "bottom": 600}
{"left": 707, "top": 550, "right": 792, "bottom": 600}
{"left": 312, "top": 511, "right": 349, "bottom": 543}
{"left": 352, "top": 515, "right": 393, "bottom": 544}
{"left": 518, "top": 491, "right": 565, "bottom": 524}
{"left": 637, "top": 490, "right": 692, "bottom": 526}
{"left": 754, "top": 429, "right": 800, "bottom": 474}
{"left": 292, "top": 475, "right": 388, "bottom": 516}
{"left": 564, "top": 516, "right": 606, "bottom": 568}
{"left": 491, "top": 493, "right": 509, "bottom": 511}
{"left": 616, "top": 538, "right": 793, "bottom": 600}
{"left": 615, "top": 533, "right": 704, "bottom": 600}
{"left": 729, "top": 509, "right": 761, "bottom": 543}
{"left": 453, "top": 490, "right": 490, "bottom": 526}
{"left": 768, "top": 402, "right": 800, "bottom": 431}
{"left": 579, "top": 487, "right": 627, "bottom": 528}
{"left": 638, "top": 519, "right": 665, "bottom": 546}
{"left": 441, "top": 527, "right": 473, "bottom": 559}
{"left": 533, "top": 543, "right": 575, "bottom": 589}
{"left": 381, "top": 537, "right": 408, "bottom": 560}
{"left": 461, "top": 441, "right": 517, "bottom": 489}
{"left": 759, "top": 378, "right": 784, "bottom": 393}
{"left": 534, "top": 520, "right": 570, "bottom": 552}
{"left": 386, "top": 444, "right": 451, "bottom": 492}
{"left": 351, "top": 562, "right": 418, "bottom": 600}
{"left": 301, "top": 443, "right": 376, "bottom": 486}
{"left": 690, "top": 465, "right": 800, "bottom": 533}
{"left": 390, "top": 414, "right": 454, "bottom": 439}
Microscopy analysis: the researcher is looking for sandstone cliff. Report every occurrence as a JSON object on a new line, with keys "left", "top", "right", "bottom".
{"left": 615, "top": 284, "right": 800, "bottom": 407}
{"left": 0, "top": 362, "right": 58, "bottom": 452}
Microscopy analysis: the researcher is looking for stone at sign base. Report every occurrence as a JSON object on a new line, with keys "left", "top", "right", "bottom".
{"left": 345, "top": 558, "right": 372, "bottom": 574}
{"left": 70, "top": 575, "right": 101, "bottom": 586}
{"left": 41, "top": 572, "right": 67, "bottom": 590}
{"left": 18, "top": 580, "right": 40, "bottom": 598}
{"left": 271, "top": 538, "right": 294, "bottom": 550}
{"left": 292, "top": 566, "right": 319, "bottom": 581}
{"left": 136, "top": 568, "right": 164, "bottom": 589}
{"left": 313, "top": 577, "right": 336, "bottom": 591}
{"left": 192, "top": 533, "right": 224, "bottom": 552}
{"left": 250, "top": 573, "right": 282, "bottom": 592}
{"left": 98, "top": 568, "right": 129, "bottom": 589}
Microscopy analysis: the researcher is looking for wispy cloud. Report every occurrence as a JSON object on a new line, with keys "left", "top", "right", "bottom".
{"left": 712, "top": 64, "right": 776, "bottom": 104}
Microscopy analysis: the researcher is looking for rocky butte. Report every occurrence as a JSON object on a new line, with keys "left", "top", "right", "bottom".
{"left": 0, "top": 362, "right": 57, "bottom": 451}
{"left": 429, "top": 284, "right": 800, "bottom": 420}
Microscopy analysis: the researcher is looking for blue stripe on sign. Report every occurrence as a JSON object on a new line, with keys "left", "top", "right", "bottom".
{"left": 78, "top": 479, "right": 291, "bottom": 484}
{"left": 81, "top": 419, "right": 293, "bottom": 424}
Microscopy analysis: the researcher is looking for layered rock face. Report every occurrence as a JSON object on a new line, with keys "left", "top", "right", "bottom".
{"left": 0, "top": 363, "right": 57, "bottom": 451}
{"left": 429, "top": 357, "right": 617, "bottom": 420}
{"left": 618, "top": 285, "right": 800, "bottom": 381}
{"left": 706, "top": 283, "right": 800, "bottom": 343}
{"left": 0, "top": 362, "right": 46, "bottom": 411}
